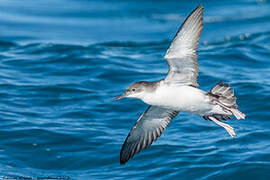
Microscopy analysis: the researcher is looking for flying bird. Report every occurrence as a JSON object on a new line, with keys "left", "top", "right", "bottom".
{"left": 115, "top": 5, "right": 246, "bottom": 164}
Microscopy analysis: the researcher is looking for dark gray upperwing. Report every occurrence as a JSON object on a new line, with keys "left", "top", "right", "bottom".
{"left": 164, "top": 5, "right": 203, "bottom": 87}
{"left": 120, "top": 106, "right": 179, "bottom": 164}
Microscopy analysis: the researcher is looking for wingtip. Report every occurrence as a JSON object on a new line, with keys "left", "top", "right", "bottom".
{"left": 188, "top": 5, "right": 204, "bottom": 17}
{"left": 195, "top": 4, "right": 204, "bottom": 16}
{"left": 120, "top": 152, "right": 127, "bottom": 165}
{"left": 164, "top": 4, "right": 204, "bottom": 60}
{"left": 198, "top": 4, "right": 204, "bottom": 9}
{"left": 120, "top": 159, "right": 126, "bottom": 165}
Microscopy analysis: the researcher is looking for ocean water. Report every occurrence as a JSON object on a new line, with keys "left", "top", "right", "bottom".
{"left": 0, "top": 0, "right": 270, "bottom": 179}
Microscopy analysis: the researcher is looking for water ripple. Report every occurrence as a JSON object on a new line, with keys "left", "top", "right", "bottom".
{"left": 0, "top": 0, "right": 270, "bottom": 179}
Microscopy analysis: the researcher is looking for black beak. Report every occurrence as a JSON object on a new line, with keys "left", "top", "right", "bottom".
{"left": 114, "top": 93, "right": 127, "bottom": 101}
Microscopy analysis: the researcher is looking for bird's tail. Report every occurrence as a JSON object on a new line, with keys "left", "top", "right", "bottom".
{"left": 209, "top": 81, "right": 246, "bottom": 120}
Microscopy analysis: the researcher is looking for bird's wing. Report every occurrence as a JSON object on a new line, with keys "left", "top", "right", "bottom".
{"left": 120, "top": 106, "right": 179, "bottom": 164}
{"left": 164, "top": 5, "right": 203, "bottom": 87}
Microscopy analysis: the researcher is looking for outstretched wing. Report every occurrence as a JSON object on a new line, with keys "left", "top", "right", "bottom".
{"left": 165, "top": 5, "right": 204, "bottom": 87}
{"left": 120, "top": 106, "right": 179, "bottom": 164}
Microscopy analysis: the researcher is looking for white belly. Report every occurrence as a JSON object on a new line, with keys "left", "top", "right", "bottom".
{"left": 142, "top": 84, "right": 214, "bottom": 115}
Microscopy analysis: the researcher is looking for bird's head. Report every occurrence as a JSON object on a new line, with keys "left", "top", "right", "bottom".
{"left": 115, "top": 81, "right": 156, "bottom": 101}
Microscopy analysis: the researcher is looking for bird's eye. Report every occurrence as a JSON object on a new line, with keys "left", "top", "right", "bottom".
{"left": 132, "top": 89, "right": 135, "bottom": 91}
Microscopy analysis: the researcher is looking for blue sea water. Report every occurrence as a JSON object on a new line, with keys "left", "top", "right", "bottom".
{"left": 0, "top": 0, "right": 270, "bottom": 179}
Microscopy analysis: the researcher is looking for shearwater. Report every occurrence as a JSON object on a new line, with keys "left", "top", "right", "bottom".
{"left": 115, "top": 5, "right": 246, "bottom": 164}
